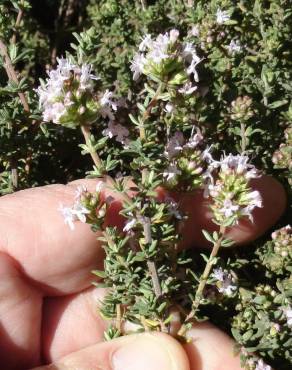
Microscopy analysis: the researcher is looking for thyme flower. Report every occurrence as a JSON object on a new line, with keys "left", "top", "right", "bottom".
{"left": 206, "top": 154, "right": 263, "bottom": 225}
{"left": 37, "top": 58, "right": 101, "bottom": 127}
{"left": 130, "top": 29, "right": 201, "bottom": 92}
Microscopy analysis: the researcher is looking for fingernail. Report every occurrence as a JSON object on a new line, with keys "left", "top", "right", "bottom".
{"left": 112, "top": 334, "right": 177, "bottom": 370}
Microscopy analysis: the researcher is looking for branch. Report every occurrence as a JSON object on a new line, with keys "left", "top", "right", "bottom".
{"left": 139, "top": 83, "right": 164, "bottom": 140}
{"left": 178, "top": 225, "right": 226, "bottom": 336}
{"left": 80, "top": 125, "right": 103, "bottom": 168}
{"left": 11, "top": 8, "right": 24, "bottom": 44}
{"left": 0, "top": 38, "right": 30, "bottom": 112}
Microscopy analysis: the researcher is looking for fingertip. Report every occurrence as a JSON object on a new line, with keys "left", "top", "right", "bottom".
{"left": 35, "top": 332, "right": 190, "bottom": 370}
{"left": 183, "top": 322, "right": 242, "bottom": 370}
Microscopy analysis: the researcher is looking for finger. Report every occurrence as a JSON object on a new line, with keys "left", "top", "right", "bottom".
{"left": 42, "top": 287, "right": 108, "bottom": 363}
{"left": 0, "top": 252, "right": 42, "bottom": 369}
{"left": 184, "top": 322, "right": 242, "bottom": 370}
{"left": 41, "top": 286, "right": 243, "bottom": 370}
{"left": 0, "top": 179, "right": 105, "bottom": 295}
{"left": 32, "top": 332, "right": 190, "bottom": 370}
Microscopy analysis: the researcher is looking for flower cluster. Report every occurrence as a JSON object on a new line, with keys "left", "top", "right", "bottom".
{"left": 257, "top": 225, "right": 292, "bottom": 276}
{"left": 37, "top": 58, "right": 112, "bottom": 128}
{"left": 162, "top": 129, "right": 207, "bottom": 189}
{"left": 272, "top": 126, "right": 292, "bottom": 184}
{"left": 230, "top": 96, "right": 254, "bottom": 122}
{"left": 241, "top": 351, "right": 272, "bottom": 370}
{"left": 131, "top": 29, "right": 201, "bottom": 93}
{"left": 233, "top": 283, "right": 292, "bottom": 365}
{"left": 205, "top": 154, "right": 262, "bottom": 225}
{"left": 59, "top": 183, "right": 104, "bottom": 230}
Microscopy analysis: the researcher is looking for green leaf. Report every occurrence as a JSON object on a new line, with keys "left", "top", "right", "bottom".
{"left": 268, "top": 100, "right": 288, "bottom": 109}
{"left": 202, "top": 229, "right": 214, "bottom": 243}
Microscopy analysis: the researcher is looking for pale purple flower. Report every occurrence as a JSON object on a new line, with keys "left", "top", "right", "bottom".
{"left": 216, "top": 9, "right": 230, "bottom": 24}
{"left": 271, "top": 323, "right": 281, "bottom": 332}
{"left": 123, "top": 218, "right": 137, "bottom": 233}
{"left": 100, "top": 89, "right": 117, "bottom": 111}
{"left": 184, "top": 47, "right": 201, "bottom": 81}
{"left": 148, "top": 35, "right": 169, "bottom": 64}
{"left": 133, "top": 30, "right": 200, "bottom": 82}
{"left": 283, "top": 306, "right": 292, "bottom": 327}
{"left": 163, "top": 164, "right": 181, "bottom": 181}
{"left": 178, "top": 82, "right": 197, "bottom": 95}
{"left": 207, "top": 182, "right": 223, "bottom": 198}
{"left": 202, "top": 146, "right": 214, "bottom": 163}
{"left": 169, "top": 29, "right": 180, "bottom": 43}
{"left": 244, "top": 190, "right": 263, "bottom": 208}
{"left": 164, "top": 103, "right": 174, "bottom": 113}
{"left": 43, "top": 102, "right": 66, "bottom": 124}
{"left": 211, "top": 267, "right": 237, "bottom": 296}
{"left": 182, "top": 42, "right": 198, "bottom": 63}
{"left": 79, "top": 64, "right": 99, "bottom": 90}
{"left": 71, "top": 202, "right": 90, "bottom": 223}
{"left": 227, "top": 39, "right": 242, "bottom": 55}
{"left": 59, "top": 204, "right": 75, "bottom": 230}
{"left": 130, "top": 53, "right": 146, "bottom": 80}
{"left": 164, "top": 196, "right": 182, "bottom": 219}
{"left": 103, "top": 121, "right": 129, "bottom": 144}
{"left": 189, "top": 25, "right": 200, "bottom": 37}
{"left": 185, "top": 128, "right": 203, "bottom": 149}
{"left": 139, "top": 34, "right": 152, "bottom": 52}
{"left": 219, "top": 199, "right": 240, "bottom": 218}
{"left": 59, "top": 197, "right": 90, "bottom": 230}
{"left": 211, "top": 267, "right": 225, "bottom": 281}
{"left": 100, "top": 105, "right": 115, "bottom": 120}
{"left": 165, "top": 131, "right": 184, "bottom": 159}
{"left": 75, "top": 185, "right": 87, "bottom": 199}
{"left": 255, "top": 359, "right": 272, "bottom": 370}
{"left": 219, "top": 154, "right": 260, "bottom": 179}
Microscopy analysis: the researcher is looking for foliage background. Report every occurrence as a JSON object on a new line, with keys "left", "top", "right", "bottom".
{"left": 0, "top": 0, "right": 291, "bottom": 195}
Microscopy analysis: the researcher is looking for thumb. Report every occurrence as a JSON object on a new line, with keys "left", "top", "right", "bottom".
{"left": 32, "top": 332, "right": 190, "bottom": 370}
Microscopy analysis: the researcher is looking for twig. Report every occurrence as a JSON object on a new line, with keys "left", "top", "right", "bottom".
{"left": 139, "top": 83, "right": 164, "bottom": 140}
{"left": 142, "top": 216, "right": 163, "bottom": 298}
{"left": 11, "top": 168, "right": 18, "bottom": 189}
{"left": 81, "top": 122, "right": 163, "bottom": 304}
{"left": 147, "top": 260, "right": 162, "bottom": 297}
{"left": 0, "top": 38, "right": 29, "bottom": 112}
{"left": 140, "top": 0, "right": 146, "bottom": 10}
{"left": 240, "top": 122, "right": 247, "bottom": 153}
{"left": 116, "top": 304, "right": 122, "bottom": 333}
{"left": 80, "top": 125, "right": 103, "bottom": 168}
{"left": 178, "top": 226, "right": 226, "bottom": 336}
{"left": 11, "top": 8, "right": 24, "bottom": 44}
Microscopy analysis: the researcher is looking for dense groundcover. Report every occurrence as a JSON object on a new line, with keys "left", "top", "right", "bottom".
{"left": 0, "top": 1, "right": 291, "bottom": 370}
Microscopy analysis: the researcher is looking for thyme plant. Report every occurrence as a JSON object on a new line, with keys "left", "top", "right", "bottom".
{"left": 37, "top": 26, "right": 290, "bottom": 370}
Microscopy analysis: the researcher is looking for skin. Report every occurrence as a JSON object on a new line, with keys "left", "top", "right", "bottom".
{"left": 0, "top": 177, "right": 285, "bottom": 369}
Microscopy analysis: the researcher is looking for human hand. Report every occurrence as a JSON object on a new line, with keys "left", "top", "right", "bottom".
{"left": 0, "top": 178, "right": 281, "bottom": 369}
